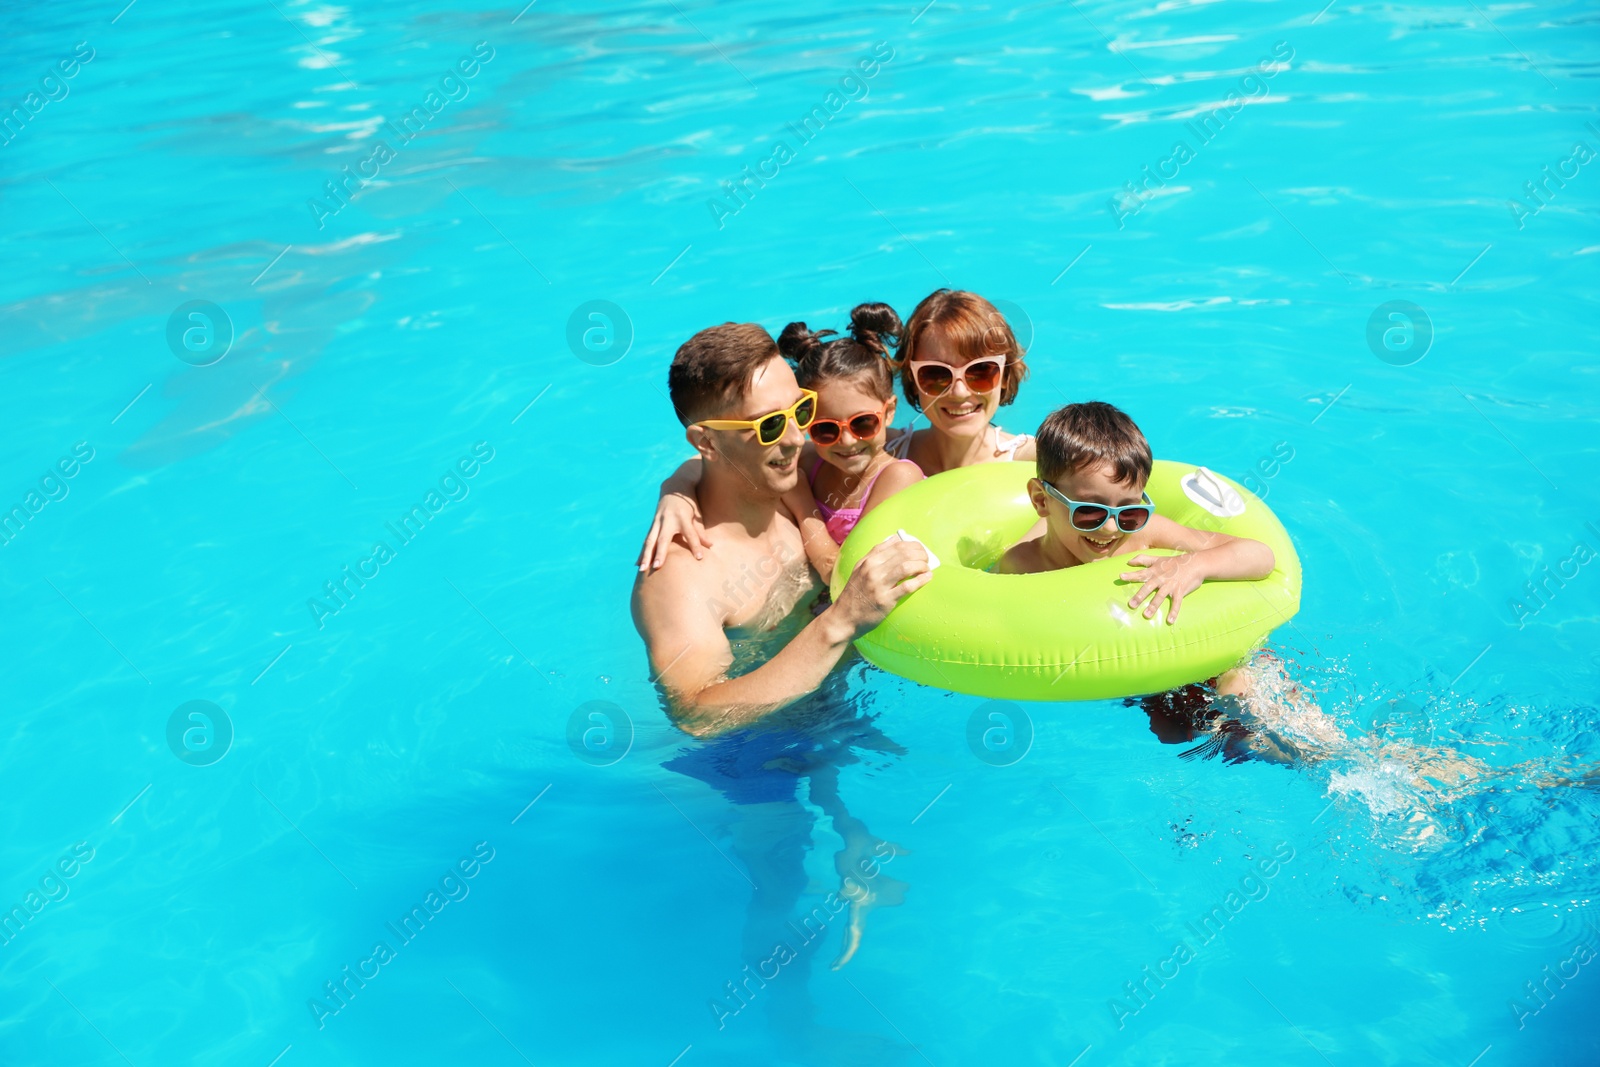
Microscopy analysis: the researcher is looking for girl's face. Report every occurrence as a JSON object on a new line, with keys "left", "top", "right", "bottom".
{"left": 811, "top": 376, "right": 895, "bottom": 478}
{"left": 914, "top": 326, "right": 1002, "bottom": 440}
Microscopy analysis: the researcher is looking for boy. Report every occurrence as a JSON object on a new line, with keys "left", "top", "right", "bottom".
{"left": 995, "top": 401, "right": 1274, "bottom": 623}
{"left": 997, "top": 401, "right": 1283, "bottom": 761}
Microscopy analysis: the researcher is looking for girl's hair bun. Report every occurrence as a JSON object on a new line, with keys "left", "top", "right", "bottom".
{"left": 848, "top": 302, "right": 902, "bottom": 356}
{"left": 777, "top": 321, "right": 827, "bottom": 364}
{"left": 783, "top": 304, "right": 900, "bottom": 401}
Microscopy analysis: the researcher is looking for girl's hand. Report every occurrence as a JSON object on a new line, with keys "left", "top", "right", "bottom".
{"left": 1120, "top": 553, "right": 1207, "bottom": 624}
{"left": 638, "top": 492, "right": 710, "bottom": 571}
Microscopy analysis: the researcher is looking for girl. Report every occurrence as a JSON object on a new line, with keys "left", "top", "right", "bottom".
{"left": 638, "top": 303, "right": 922, "bottom": 580}
{"left": 779, "top": 305, "right": 922, "bottom": 549}
{"left": 886, "top": 288, "right": 1035, "bottom": 473}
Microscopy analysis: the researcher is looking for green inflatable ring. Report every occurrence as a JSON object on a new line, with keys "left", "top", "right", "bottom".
{"left": 829, "top": 460, "right": 1302, "bottom": 701}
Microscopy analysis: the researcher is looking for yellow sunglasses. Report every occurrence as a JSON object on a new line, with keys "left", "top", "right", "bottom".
{"left": 694, "top": 390, "right": 817, "bottom": 447}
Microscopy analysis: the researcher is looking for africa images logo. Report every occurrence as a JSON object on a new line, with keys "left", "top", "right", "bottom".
{"left": 307, "top": 42, "right": 496, "bottom": 229}
{"left": 1108, "top": 41, "right": 1293, "bottom": 229}
{"left": 308, "top": 843, "right": 495, "bottom": 1029}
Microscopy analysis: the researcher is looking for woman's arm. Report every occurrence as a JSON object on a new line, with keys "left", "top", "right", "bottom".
{"left": 1007, "top": 435, "right": 1037, "bottom": 462}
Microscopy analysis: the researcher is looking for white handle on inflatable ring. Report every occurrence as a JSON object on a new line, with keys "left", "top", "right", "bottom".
{"left": 882, "top": 529, "right": 941, "bottom": 571}
{"left": 1181, "top": 466, "right": 1247, "bottom": 518}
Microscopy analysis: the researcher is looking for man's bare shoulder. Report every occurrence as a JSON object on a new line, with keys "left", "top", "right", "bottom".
{"left": 633, "top": 537, "right": 723, "bottom": 608}
{"left": 631, "top": 539, "right": 732, "bottom": 684}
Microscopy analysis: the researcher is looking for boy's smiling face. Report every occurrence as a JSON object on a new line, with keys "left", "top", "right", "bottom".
{"left": 1030, "top": 460, "right": 1150, "bottom": 565}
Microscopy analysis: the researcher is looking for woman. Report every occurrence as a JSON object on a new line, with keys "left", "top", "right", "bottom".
{"left": 884, "top": 288, "right": 1034, "bottom": 473}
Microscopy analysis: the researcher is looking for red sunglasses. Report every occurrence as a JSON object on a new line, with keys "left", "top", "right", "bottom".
{"left": 808, "top": 408, "right": 884, "bottom": 445}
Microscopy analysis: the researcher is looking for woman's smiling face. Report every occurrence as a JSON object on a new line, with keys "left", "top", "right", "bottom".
{"left": 915, "top": 327, "right": 1001, "bottom": 439}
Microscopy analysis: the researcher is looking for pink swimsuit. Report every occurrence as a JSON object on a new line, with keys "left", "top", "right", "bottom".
{"left": 809, "top": 430, "right": 1029, "bottom": 543}
{"left": 810, "top": 458, "right": 911, "bottom": 543}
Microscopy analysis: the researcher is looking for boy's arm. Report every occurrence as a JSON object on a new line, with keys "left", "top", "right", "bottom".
{"left": 993, "top": 516, "right": 1048, "bottom": 575}
{"left": 1121, "top": 515, "right": 1275, "bottom": 623}
{"left": 638, "top": 458, "right": 709, "bottom": 571}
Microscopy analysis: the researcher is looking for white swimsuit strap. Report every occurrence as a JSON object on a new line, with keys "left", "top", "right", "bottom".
{"left": 994, "top": 429, "right": 1032, "bottom": 459}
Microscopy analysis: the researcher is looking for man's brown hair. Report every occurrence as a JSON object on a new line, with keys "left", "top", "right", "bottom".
{"left": 1036, "top": 401, "right": 1152, "bottom": 487}
{"left": 668, "top": 323, "right": 781, "bottom": 426}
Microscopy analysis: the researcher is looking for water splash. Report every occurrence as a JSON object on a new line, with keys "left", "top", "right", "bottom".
{"left": 1229, "top": 647, "right": 1600, "bottom": 925}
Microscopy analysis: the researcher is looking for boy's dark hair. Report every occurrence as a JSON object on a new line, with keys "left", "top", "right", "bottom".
{"left": 776, "top": 301, "right": 900, "bottom": 400}
{"left": 668, "top": 323, "right": 781, "bottom": 426}
{"left": 1035, "top": 401, "right": 1152, "bottom": 487}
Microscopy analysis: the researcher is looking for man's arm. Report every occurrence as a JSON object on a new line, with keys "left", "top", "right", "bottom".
{"left": 631, "top": 541, "right": 931, "bottom": 737}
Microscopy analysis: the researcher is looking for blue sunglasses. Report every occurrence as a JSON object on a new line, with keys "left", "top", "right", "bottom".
{"left": 1039, "top": 481, "right": 1155, "bottom": 533}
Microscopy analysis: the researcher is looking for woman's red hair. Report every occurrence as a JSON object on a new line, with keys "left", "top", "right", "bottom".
{"left": 895, "top": 289, "right": 1029, "bottom": 412}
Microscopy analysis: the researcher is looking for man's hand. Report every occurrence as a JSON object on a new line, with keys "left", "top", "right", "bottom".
{"left": 1121, "top": 552, "right": 1207, "bottom": 623}
{"left": 831, "top": 540, "right": 932, "bottom": 636}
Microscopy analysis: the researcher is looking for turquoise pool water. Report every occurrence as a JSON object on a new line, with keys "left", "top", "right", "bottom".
{"left": 3, "top": 0, "right": 1598, "bottom": 1064}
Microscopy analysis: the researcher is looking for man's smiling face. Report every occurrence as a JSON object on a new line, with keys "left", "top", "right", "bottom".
{"left": 702, "top": 356, "right": 807, "bottom": 498}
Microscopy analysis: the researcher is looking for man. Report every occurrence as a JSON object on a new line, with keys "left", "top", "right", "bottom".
{"left": 632, "top": 322, "right": 931, "bottom": 738}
